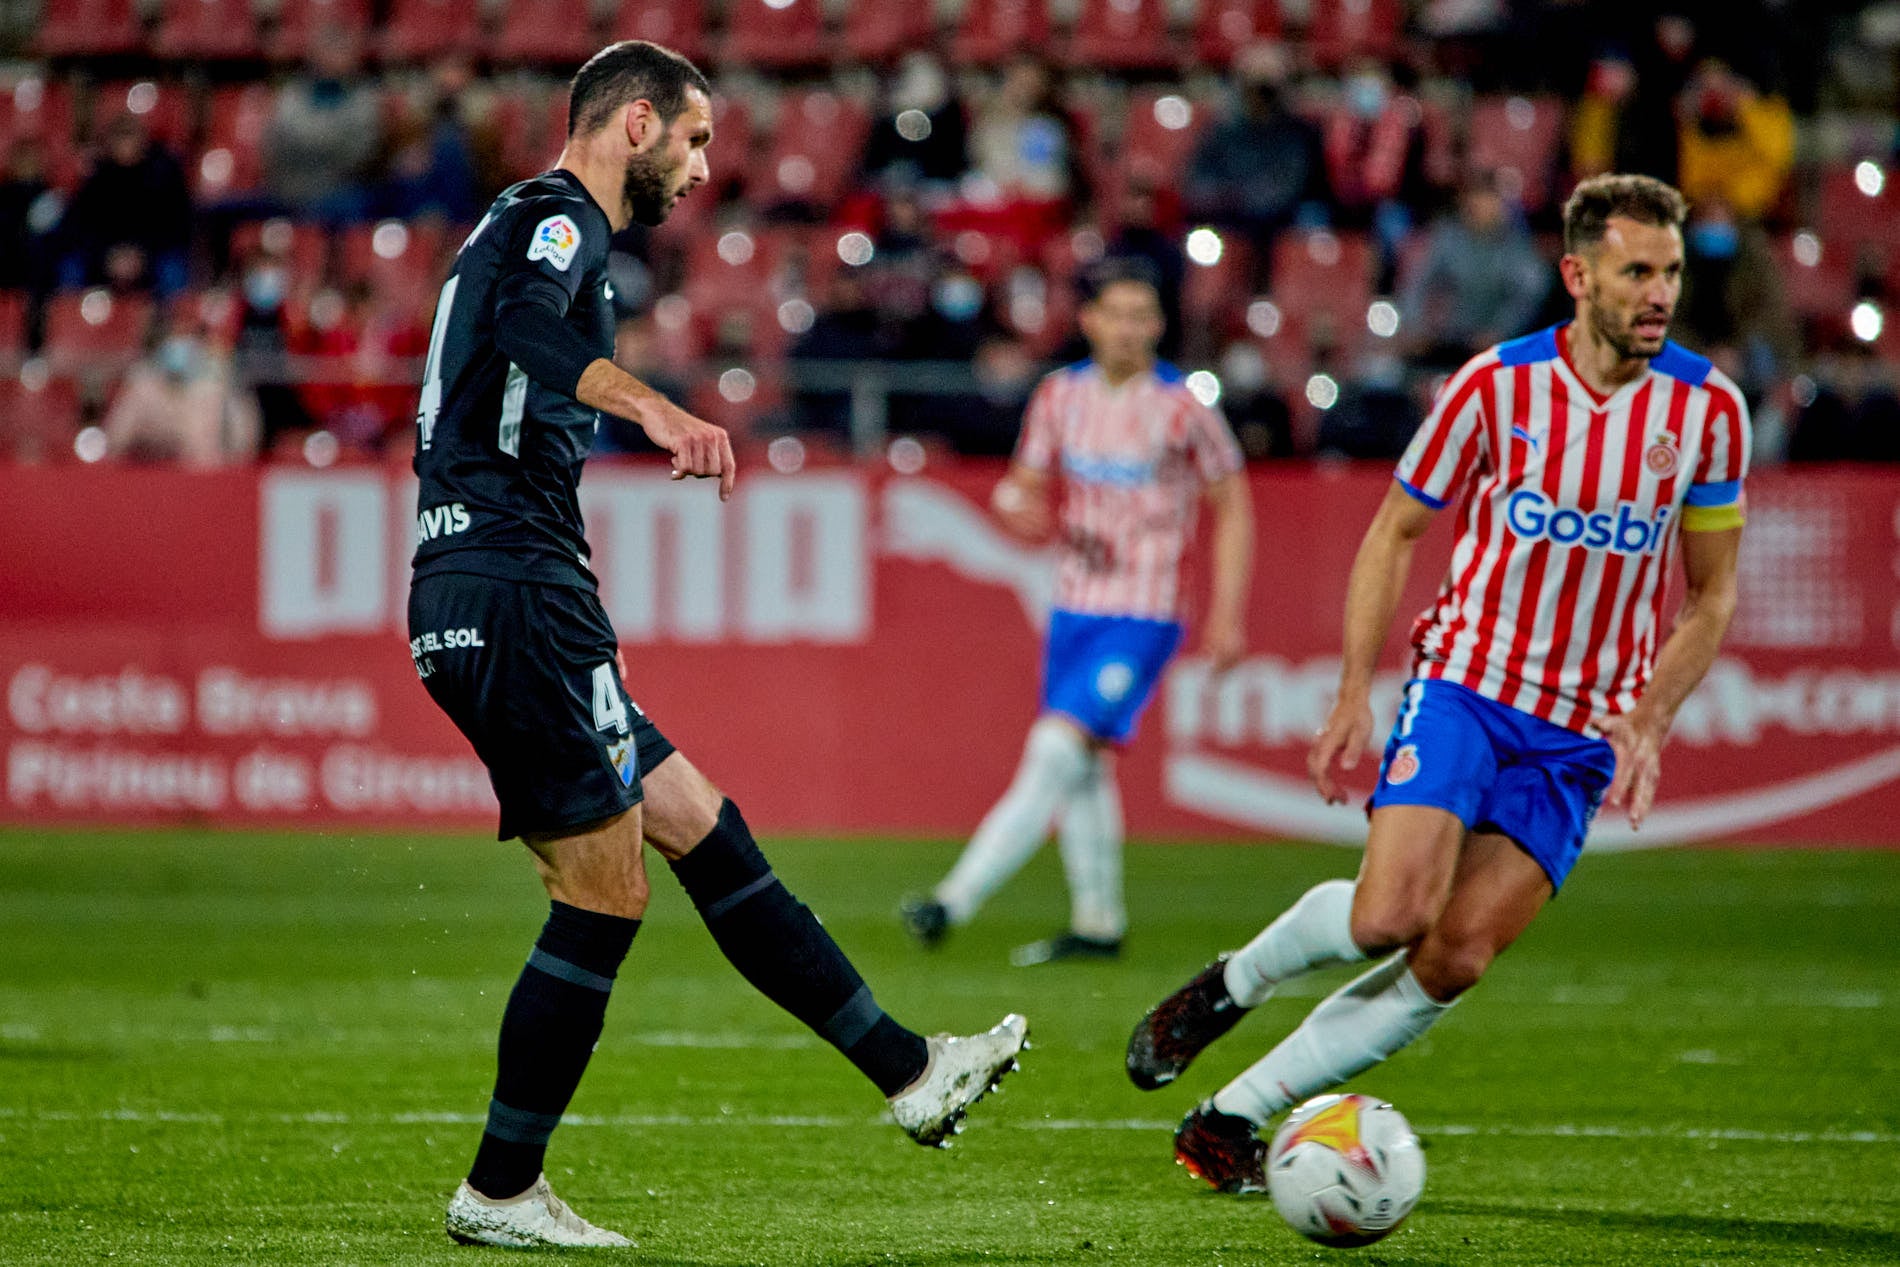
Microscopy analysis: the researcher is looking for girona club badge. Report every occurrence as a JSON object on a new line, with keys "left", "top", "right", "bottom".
{"left": 1385, "top": 744, "right": 1421, "bottom": 786}
{"left": 1644, "top": 434, "right": 1681, "bottom": 478}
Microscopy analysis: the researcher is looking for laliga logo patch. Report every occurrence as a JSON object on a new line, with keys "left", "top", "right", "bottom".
{"left": 528, "top": 214, "right": 581, "bottom": 271}
{"left": 1095, "top": 659, "right": 1136, "bottom": 704}
{"left": 606, "top": 737, "right": 635, "bottom": 787}
{"left": 1645, "top": 434, "right": 1680, "bottom": 478}
{"left": 1386, "top": 743, "right": 1421, "bottom": 786}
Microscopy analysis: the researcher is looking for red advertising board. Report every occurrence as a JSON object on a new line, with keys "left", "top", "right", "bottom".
{"left": 2, "top": 461, "right": 1897, "bottom": 846}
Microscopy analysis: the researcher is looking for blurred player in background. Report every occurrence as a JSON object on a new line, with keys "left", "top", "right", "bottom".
{"left": 1126, "top": 174, "right": 1749, "bottom": 1191}
{"left": 902, "top": 260, "right": 1255, "bottom": 965}
{"left": 408, "top": 42, "right": 1026, "bottom": 1249}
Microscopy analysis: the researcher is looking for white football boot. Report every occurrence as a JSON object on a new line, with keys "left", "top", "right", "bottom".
{"left": 889, "top": 1012, "right": 1030, "bottom": 1147}
{"left": 445, "top": 1174, "right": 633, "bottom": 1249}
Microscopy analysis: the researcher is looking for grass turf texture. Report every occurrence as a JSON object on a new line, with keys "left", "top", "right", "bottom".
{"left": 1, "top": 830, "right": 1896, "bottom": 1265}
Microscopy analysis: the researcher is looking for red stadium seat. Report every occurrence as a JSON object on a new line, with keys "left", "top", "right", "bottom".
{"left": 1192, "top": 0, "right": 1283, "bottom": 67}
{"left": 1268, "top": 228, "right": 1374, "bottom": 357}
{"left": 608, "top": 0, "right": 710, "bottom": 66}
{"left": 152, "top": 0, "right": 262, "bottom": 60}
{"left": 490, "top": 0, "right": 599, "bottom": 67}
{"left": 196, "top": 84, "right": 275, "bottom": 199}
{"left": 1775, "top": 231, "right": 1856, "bottom": 322}
{"left": 688, "top": 368, "right": 786, "bottom": 437}
{"left": 1067, "top": 0, "right": 1180, "bottom": 72}
{"left": 0, "top": 289, "right": 26, "bottom": 359}
{"left": 951, "top": 0, "right": 1052, "bottom": 66}
{"left": 269, "top": 0, "right": 372, "bottom": 61}
{"left": 0, "top": 372, "right": 84, "bottom": 463}
{"left": 336, "top": 220, "right": 450, "bottom": 320}
{"left": 1815, "top": 162, "right": 1900, "bottom": 260}
{"left": 843, "top": 0, "right": 936, "bottom": 63}
{"left": 682, "top": 225, "right": 783, "bottom": 316}
{"left": 1466, "top": 95, "right": 1565, "bottom": 213}
{"left": 381, "top": 0, "right": 482, "bottom": 64}
{"left": 1306, "top": 0, "right": 1403, "bottom": 68}
{"left": 1115, "top": 88, "right": 1212, "bottom": 191}
{"left": 43, "top": 289, "right": 155, "bottom": 378}
{"left": 758, "top": 90, "right": 871, "bottom": 215}
{"left": 90, "top": 80, "right": 196, "bottom": 154}
{"left": 2, "top": 75, "right": 75, "bottom": 146}
{"left": 722, "top": 0, "right": 828, "bottom": 70}
{"left": 231, "top": 219, "right": 330, "bottom": 292}
{"left": 1182, "top": 231, "right": 1254, "bottom": 334}
{"left": 37, "top": 0, "right": 144, "bottom": 57}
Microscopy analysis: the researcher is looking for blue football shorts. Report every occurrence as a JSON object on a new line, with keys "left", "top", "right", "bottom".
{"left": 1367, "top": 677, "right": 1618, "bottom": 890}
{"left": 1039, "top": 609, "right": 1184, "bottom": 744}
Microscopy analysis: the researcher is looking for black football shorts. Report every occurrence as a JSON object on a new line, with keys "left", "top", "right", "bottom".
{"left": 408, "top": 571, "right": 675, "bottom": 840}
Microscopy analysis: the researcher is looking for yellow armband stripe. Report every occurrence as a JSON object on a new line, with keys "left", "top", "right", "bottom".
{"left": 1681, "top": 503, "right": 1745, "bottom": 532}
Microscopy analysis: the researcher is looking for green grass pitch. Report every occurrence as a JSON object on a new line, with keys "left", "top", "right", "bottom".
{"left": 2, "top": 828, "right": 1896, "bottom": 1265}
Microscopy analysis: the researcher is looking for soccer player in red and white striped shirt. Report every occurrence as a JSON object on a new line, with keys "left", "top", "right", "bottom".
{"left": 1127, "top": 175, "right": 1750, "bottom": 1191}
{"left": 902, "top": 260, "right": 1255, "bottom": 964}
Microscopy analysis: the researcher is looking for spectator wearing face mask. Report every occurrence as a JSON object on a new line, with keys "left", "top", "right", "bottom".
{"left": 102, "top": 328, "right": 260, "bottom": 466}
{"left": 1321, "top": 59, "right": 1436, "bottom": 283}
{"left": 1673, "top": 194, "right": 1798, "bottom": 399}
{"left": 1183, "top": 46, "right": 1332, "bottom": 266}
{"left": 1674, "top": 59, "right": 1794, "bottom": 221}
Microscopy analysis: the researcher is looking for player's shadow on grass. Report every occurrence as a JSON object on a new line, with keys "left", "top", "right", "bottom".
{"left": 1432, "top": 1199, "right": 1900, "bottom": 1258}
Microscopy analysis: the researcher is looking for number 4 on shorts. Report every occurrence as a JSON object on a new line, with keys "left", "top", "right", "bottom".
{"left": 591, "top": 663, "right": 630, "bottom": 735}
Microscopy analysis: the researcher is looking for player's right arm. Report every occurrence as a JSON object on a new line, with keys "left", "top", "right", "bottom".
{"left": 1309, "top": 355, "right": 1492, "bottom": 803}
{"left": 991, "top": 377, "right": 1061, "bottom": 540}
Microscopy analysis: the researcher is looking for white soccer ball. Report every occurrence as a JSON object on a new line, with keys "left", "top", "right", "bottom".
{"left": 1267, "top": 1093, "right": 1425, "bottom": 1248}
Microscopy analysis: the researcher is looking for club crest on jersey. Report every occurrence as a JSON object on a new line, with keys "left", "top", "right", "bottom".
{"left": 1645, "top": 434, "right": 1681, "bottom": 478}
{"left": 606, "top": 736, "right": 635, "bottom": 787}
{"left": 1386, "top": 743, "right": 1421, "bottom": 786}
{"left": 528, "top": 214, "right": 581, "bottom": 271}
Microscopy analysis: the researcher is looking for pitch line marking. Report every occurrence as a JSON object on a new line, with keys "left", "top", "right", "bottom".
{"left": 0, "top": 1107, "right": 1891, "bottom": 1146}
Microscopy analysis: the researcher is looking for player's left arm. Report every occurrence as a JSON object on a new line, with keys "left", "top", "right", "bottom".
{"left": 1201, "top": 471, "right": 1254, "bottom": 673}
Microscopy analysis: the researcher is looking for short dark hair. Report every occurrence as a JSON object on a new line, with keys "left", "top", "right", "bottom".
{"left": 1079, "top": 255, "right": 1162, "bottom": 305}
{"left": 1562, "top": 173, "right": 1688, "bottom": 254}
{"left": 568, "top": 41, "right": 710, "bottom": 139}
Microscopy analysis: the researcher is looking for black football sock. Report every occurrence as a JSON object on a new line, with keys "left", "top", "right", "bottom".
{"left": 466, "top": 901, "right": 640, "bottom": 1200}
{"left": 669, "top": 799, "right": 929, "bottom": 1096}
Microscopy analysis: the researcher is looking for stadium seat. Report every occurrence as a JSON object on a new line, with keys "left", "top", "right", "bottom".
{"left": 1466, "top": 95, "right": 1565, "bottom": 213}
{"left": 1815, "top": 162, "right": 1900, "bottom": 260}
{"left": 0, "top": 372, "right": 84, "bottom": 463}
{"left": 43, "top": 289, "right": 155, "bottom": 378}
{"left": 681, "top": 225, "right": 783, "bottom": 317}
{"left": 688, "top": 368, "right": 786, "bottom": 437}
{"left": 1182, "top": 232, "right": 1253, "bottom": 335}
{"left": 842, "top": 0, "right": 936, "bottom": 63}
{"left": 0, "top": 290, "right": 26, "bottom": 360}
{"left": 1268, "top": 228, "right": 1374, "bottom": 359}
{"left": 36, "top": 0, "right": 144, "bottom": 58}
{"left": 231, "top": 219, "right": 330, "bottom": 293}
{"left": 152, "top": 0, "right": 262, "bottom": 60}
{"left": 336, "top": 220, "right": 449, "bottom": 320}
{"left": 490, "top": 0, "right": 599, "bottom": 68}
{"left": 90, "top": 80, "right": 196, "bottom": 155}
{"left": 268, "top": 0, "right": 373, "bottom": 61}
{"left": 1306, "top": 0, "right": 1403, "bottom": 68}
{"left": 1066, "top": 0, "right": 1180, "bottom": 72}
{"left": 1192, "top": 0, "right": 1284, "bottom": 68}
{"left": 758, "top": 90, "right": 871, "bottom": 216}
{"left": 951, "top": 0, "right": 1052, "bottom": 66}
{"left": 722, "top": 0, "right": 828, "bottom": 70}
{"left": 2, "top": 75, "right": 75, "bottom": 146}
{"left": 608, "top": 0, "right": 710, "bottom": 66}
{"left": 196, "top": 84, "right": 275, "bottom": 200}
{"left": 1775, "top": 232, "right": 1856, "bottom": 322}
{"left": 381, "top": 0, "right": 483, "bottom": 64}
{"left": 1114, "top": 88, "right": 1212, "bottom": 192}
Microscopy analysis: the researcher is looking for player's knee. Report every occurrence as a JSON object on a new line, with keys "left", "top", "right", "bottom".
{"left": 1349, "top": 892, "right": 1435, "bottom": 956}
{"left": 1408, "top": 935, "right": 1493, "bottom": 1001}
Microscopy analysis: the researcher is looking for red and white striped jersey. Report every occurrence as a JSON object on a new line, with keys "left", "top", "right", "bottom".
{"left": 1394, "top": 323, "right": 1750, "bottom": 734}
{"left": 1016, "top": 360, "right": 1244, "bottom": 621}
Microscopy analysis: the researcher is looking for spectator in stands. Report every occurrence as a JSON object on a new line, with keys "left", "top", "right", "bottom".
{"left": 1183, "top": 46, "right": 1331, "bottom": 268}
{"left": 1398, "top": 168, "right": 1548, "bottom": 369}
{"left": 1787, "top": 341, "right": 1900, "bottom": 463}
{"left": 263, "top": 30, "right": 383, "bottom": 226}
{"left": 791, "top": 270, "right": 898, "bottom": 441}
{"left": 1322, "top": 58, "right": 1436, "bottom": 285}
{"left": 0, "top": 137, "right": 60, "bottom": 345}
{"left": 102, "top": 327, "right": 259, "bottom": 466}
{"left": 231, "top": 248, "right": 314, "bottom": 454}
{"left": 1104, "top": 176, "right": 1185, "bottom": 360}
{"left": 1675, "top": 59, "right": 1795, "bottom": 222}
{"left": 378, "top": 57, "right": 482, "bottom": 222}
{"left": 968, "top": 55, "right": 1083, "bottom": 252}
{"left": 1674, "top": 194, "right": 1798, "bottom": 398}
{"left": 860, "top": 52, "right": 970, "bottom": 192}
{"left": 290, "top": 282, "right": 427, "bottom": 453}
{"left": 58, "top": 115, "right": 191, "bottom": 298}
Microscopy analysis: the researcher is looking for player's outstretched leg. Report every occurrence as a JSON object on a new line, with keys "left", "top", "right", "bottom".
{"left": 1014, "top": 749, "right": 1125, "bottom": 965}
{"left": 646, "top": 754, "right": 1029, "bottom": 1144}
{"left": 1126, "top": 878, "right": 1364, "bottom": 1089}
{"left": 904, "top": 717, "right": 1092, "bottom": 946}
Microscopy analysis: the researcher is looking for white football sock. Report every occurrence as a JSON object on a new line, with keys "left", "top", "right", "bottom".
{"left": 1057, "top": 752, "right": 1125, "bottom": 941}
{"left": 1211, "top": 953, "right": 1453, "bottom": 1126}
{"left": 934, "top": 717, "right": 1091, "bottom": 924}
{"left": 1221, "top": 878, "right": 1365, "bottom": 1008}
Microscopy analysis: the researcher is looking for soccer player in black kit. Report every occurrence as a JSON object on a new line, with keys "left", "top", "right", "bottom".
{"left": 411, "top": 41, "right": 1028, "bottom": 1249}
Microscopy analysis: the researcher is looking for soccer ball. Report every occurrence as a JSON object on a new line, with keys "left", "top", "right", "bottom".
{"left": 1267, "top": 1093, "right": 1425, "bottom": 1248}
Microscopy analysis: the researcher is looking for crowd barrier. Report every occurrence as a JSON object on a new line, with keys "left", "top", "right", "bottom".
{"left": 3, "top": 461, "right": 1896, "bottom": 846}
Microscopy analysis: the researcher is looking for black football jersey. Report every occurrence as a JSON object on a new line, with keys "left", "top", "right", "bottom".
{"left": 412, "top": 169, "right": 616, "bottom": 589}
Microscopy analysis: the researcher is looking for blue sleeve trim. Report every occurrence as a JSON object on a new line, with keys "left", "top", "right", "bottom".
{"left": 1648, "top": 341, "right": 1713, "bottom": 387}
{"left": 1495, "top": 326, "right": 1561, "bottom": 366}
{"left": 1152, "top": 359, "right": 1185, "bottom": 384}
{"left": 1396, "top": 477, "right": 1448, "bottom": 510}
{"left": 1683, "top": 478, "right": 1742, "bottom": 507}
